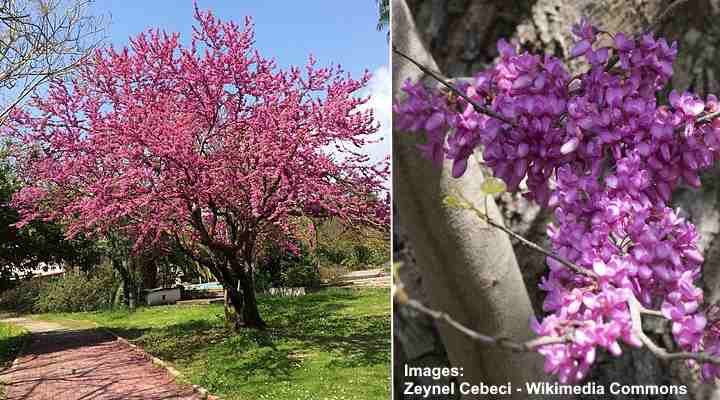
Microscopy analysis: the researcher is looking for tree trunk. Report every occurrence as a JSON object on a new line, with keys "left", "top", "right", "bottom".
{"left": 113, "top": 258, "right": 136, "bottom": 310}
{"left": 141, "top": 258, "right": 158, "bottom": 290}
{"left": 223, "top": 282, "right": 244, "bottom": 330}
{"left": 202, "top": 256, "right": 245, "bottom": 330}
{"left": 392, "top": 1, "right": 547, "bottom": 398}
{"left": 209, "top": 253, "right": 265, "bottom": 330}
{"left": 122, "top": 277, "right": 130, "bottom": 307}
{"left": 238, "top": 262, "right": 265, "bottom": 329}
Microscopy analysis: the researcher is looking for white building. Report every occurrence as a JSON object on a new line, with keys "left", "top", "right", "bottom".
{"left": 145, "top": 287, "right": 181, "bottom": 306}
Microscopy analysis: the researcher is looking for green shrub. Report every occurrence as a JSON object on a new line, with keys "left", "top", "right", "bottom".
{"left": 280, "top": 264, "right": 320, "bottom": 288}
{"left": 34, "top": 263, "right": 119, "bottom": 313}
{"left": 253, "top": 269, "right": 274, "bottom": 292}
{"left": 257, "top": 242, "right": 320, "bottom": 288}
{"left": 0, "top": 279, "right": 46, "bottom": 314}
{"left": 318, "top": 239, "right": 389, "bottom": 271}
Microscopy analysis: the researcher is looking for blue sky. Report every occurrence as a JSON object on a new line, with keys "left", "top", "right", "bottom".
{"left": 90, "top": 1, "right": 391, "bottom": 163}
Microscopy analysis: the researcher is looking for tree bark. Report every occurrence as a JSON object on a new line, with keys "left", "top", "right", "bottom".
{"left": 226, "top": 253, "right": 265, "bottom": 329}
{"left": 238, "top": 262, "right": 265, "bottom": 329}
{"left": 207, "top": 256, "right": 246, "bottom": 330}
{"left": 392, "top": 1, "right": 547, "bottom": 398}
{"left": 113, "top": 258, "right": 136, "bottom": 309}
{"left": 224, "top": 286, "right": 242, "bottom": 330}
{"left": 141, "top": 257, "right": 158, "bottom": 290}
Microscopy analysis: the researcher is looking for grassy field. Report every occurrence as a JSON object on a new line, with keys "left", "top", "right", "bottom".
{"left": 34, "top": 287, "right": 390, "bottom": 400}
{"left": 0, "top": 322, "right": 29, "bottom": 399}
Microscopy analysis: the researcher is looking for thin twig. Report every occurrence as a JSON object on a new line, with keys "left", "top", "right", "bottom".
{"left": 402, "top": 297, "right": 568, "bottom": 352}
{"left": 392, "top": 46, "right": 517, "bottom": 127}
{"left": 695, "top": 109, "right": 720, "bottom": 125}
{"left": 628, "top": 294, "right": 720, "bottom": 364}
{"left": 639, "top": 306, "right": 665, "bottom": 318}
{"left": 670, "top": 109, "right": 720, "bottom": 135}
{"left": 452, "top": 191, "right": 598, "bottom": 279}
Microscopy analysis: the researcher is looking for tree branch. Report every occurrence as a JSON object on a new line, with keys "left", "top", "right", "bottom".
{"left": 400, "top": 296, "right": 569, "bottom": 352}
{"left": 628, "top": 294, "right": 720, "bottom": 364}
{"left": 396, "top": 39, "right": 720, "bottom": 139}
{"left": 393, "top": 46, "right": 517, "bottom": 127}
{"left": 450, "top": 190, "right": 598, "bottom": 279}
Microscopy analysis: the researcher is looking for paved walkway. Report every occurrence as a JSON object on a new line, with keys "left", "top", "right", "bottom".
{"left": 0, "top": 317, "right": 201, "bottom": 400}
{"left": 336, "top": 268, "right": 391, "bottom": 288}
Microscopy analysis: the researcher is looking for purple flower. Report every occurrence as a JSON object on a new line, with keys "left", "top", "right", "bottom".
{"left": 395, "top": 19, "right": 718, "bottom": 383}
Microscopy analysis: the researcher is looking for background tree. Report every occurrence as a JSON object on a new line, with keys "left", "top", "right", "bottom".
{"left": 375, "top": 0, "right": 389, "bottom": 32}
{"left": 8, "top": 6, "right": 390, "bottom": 329}
{"left": 0, "top": 147, "right": 100, "bottom": 289}
{"left": 0, "top": 0, "right": 102, "bottom": 287}
{"left": 0, "top": 0, "right": 102, "bottom": 123}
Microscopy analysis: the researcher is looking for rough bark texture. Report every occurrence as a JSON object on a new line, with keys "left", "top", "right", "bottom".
{"left": 113, "top": 258, "right": 138, "bottom": 309}
{"left": 237, "top": 263, "right": 264, "bottom": 329}
{"left": 394, "top": 0, "right": 720, "bottom": 398}
{"left": 140, "top": 258, "right": 158, "bottom": 290}
{"left": 393, "top": 1, "right": 547, "bottom": 398}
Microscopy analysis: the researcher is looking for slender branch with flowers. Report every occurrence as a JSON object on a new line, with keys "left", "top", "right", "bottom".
{"left": 394, "top": 14, "right": 720, "bottom": 383}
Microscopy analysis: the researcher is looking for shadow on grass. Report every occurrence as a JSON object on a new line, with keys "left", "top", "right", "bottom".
{"left": 0, "top": 330, "right": 29, "bottom": 370}
{"left": 98, "top": 317, "right": 302, "bottom": 384}
{"left": 111, "top": 288, "right": 386, "bottom": 376}
{"left": 12, "top": 288, "right": 390, "bottom": 393}
{"left": 260, "top": 290, "right": 391, "bottom": 368}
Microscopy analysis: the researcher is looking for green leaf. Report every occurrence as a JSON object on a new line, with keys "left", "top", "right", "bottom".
{"left": 442, "top": 195, "right": 471, "bottom": 209}
{"left": 480, "top": 177, "right": 507, "bottom": 195}
{"left": 392, "top": 262, "right": 402, "bottom": 281}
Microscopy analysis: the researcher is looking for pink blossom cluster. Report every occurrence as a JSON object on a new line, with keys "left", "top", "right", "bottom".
{"left": 395, "top": 19, "right": 720, "bottom": 382}
{"left": 8, "top": 7, "right": 390, "bottom": 262}
{"left": 540, "top": 155, "right": 706, "bottom": 382}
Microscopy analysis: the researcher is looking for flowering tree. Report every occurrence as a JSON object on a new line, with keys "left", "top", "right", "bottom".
{"left": 395, "top": 17, "right": 720, "bottom": 383}
{"left": 7, "top": 6, "right": 390, "bottom": 328}
{"left": 0, "top": 148, "right": 101, "bottom": 285}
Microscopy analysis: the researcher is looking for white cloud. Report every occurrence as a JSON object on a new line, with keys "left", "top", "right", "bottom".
{"left": 360, "top": 65, "right": 391, "bottom": 165}
{"left": 322, "top": 65, "right": 390, "bottom": 185}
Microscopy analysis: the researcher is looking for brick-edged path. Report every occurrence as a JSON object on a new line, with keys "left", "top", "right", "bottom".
{"left": 0, "top": 318, "right": 202, "bottom": 400}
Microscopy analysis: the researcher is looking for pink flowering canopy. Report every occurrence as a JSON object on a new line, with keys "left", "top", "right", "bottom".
{"left": 395, "top": 18, "right": 720, "bottom": 383}
{"left": 8, "top": 6, "right": 389, "bottom": 260}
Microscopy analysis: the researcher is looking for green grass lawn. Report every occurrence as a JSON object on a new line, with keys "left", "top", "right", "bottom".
{"left": 0, "top": 322, "right": 29, "bottom": 399}
{"left": 34, "top": 287, "right": 391, "bottom": 400}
